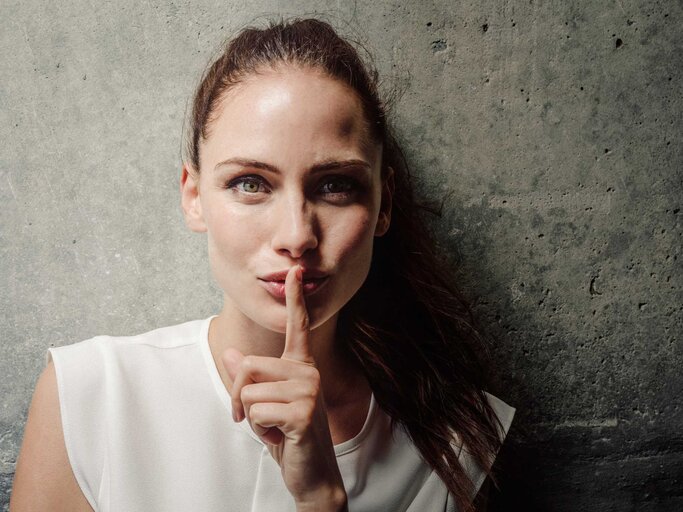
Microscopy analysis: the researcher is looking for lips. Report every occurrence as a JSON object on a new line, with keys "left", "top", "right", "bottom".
{"left": 259, "top": 268, "right": 329, "bottom": 282}
{"left": 258, "top": 269, "right": 329, "bottom": 299}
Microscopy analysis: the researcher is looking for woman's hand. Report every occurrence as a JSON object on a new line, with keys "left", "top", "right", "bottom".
{"left": 221, "top": 265, "right": 347, "bottom": 511}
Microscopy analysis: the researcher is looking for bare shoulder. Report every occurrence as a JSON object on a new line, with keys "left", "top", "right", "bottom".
{"left": 10, "top": 361, "right": 94, "bottom": 512}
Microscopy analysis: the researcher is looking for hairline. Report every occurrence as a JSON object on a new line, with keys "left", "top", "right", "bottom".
{"left": 195, "top": 61, "right": 383, "bottom": 174}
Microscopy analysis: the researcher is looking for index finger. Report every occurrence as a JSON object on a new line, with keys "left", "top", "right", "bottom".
{"left": 281, "top": 265, "right": 314, "bottom": 364}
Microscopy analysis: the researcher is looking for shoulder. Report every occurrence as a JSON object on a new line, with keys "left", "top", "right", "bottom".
{"left": 10, "top": 362, "right": 94, "bottom": 511}
{"left": 45, "top": 316, "right": 210, "bottom": 370}
{"left": 484, "top": 391, "right": 516, "bottom": 441}
{"left": 50, "top": 316, "right": 208, "bottom": 355}
{"left": 44, "top": 317, "right": 208, "bottom": 400}
{"left": 18, "top": 317, "right": 212, "bottom": 510}
{"left": 448, "top": 392, "right": 516, "bottom": 507}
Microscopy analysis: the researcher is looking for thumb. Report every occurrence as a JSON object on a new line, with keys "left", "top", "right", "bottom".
{"left": 221, "top": 348, "right": 244, "bottom": 391}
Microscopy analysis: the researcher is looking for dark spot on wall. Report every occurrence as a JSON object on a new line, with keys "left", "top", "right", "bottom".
{"left": 605, "top": 231, "right": 634, "bottom": 258}
{"left": 616, "top": 38, "right": 623, "bottom": 48}
{"left": 72, "top": 240, "right": 76, "bottom": 244}
{"left": 590, "top": 276, "right": 602, "bottom": 296}
{"left": 548, "top": 207, "right": 567, "bottom": 217}
{"left": 431, "top": 39, "right": 448, "bottom": 52}
{"left": 530, "top": 213, "right": 545, "bottom": 230}
{"left": 482, "top": 23, "right": 489, "bottom": 32}
{"left": 426, "top": 21, "right": 432, "bottom": 27}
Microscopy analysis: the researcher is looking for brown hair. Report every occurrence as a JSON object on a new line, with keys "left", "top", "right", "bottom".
{"left": 185, "top": 17, "right": 505, "bottom": 511}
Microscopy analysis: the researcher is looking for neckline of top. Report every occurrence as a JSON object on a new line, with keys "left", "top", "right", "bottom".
{"left": 198, "top": 314, "right": 378, "bottom": 457}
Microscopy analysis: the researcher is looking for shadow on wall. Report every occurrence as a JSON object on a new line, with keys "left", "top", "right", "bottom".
{"left": 419, "top": 185, "right": 577, "bottom": 512}
{"left": 431, "top": 194, "right": 682, "bottom": 512}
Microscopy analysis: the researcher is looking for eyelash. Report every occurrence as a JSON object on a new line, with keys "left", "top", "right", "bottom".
{"left": 225, "top": 174, "right": 362, "bottom": 198}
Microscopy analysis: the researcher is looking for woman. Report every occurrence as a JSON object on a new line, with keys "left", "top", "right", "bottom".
{"left": 11, "top": 18, "right": 514, "bottom": 512}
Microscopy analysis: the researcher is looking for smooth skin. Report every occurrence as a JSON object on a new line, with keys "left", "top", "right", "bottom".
{"left": 10, "top": 361, "right": 94, "bottom": 511}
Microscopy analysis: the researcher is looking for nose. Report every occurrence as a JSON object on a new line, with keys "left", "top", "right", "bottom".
{"left": 271, "top": 191, "right": 319, "bottom": 259}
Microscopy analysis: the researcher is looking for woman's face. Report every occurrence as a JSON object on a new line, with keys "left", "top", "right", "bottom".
{"left": 182, "top": 66, "right": 391, "bottom": 333}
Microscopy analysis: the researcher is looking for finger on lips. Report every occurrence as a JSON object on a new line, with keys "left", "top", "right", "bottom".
{"left": 223, "top": 264, "right": 317, "bottom": 443}
{"left": 282, "top": 265, "right": 315, "bottom": 365}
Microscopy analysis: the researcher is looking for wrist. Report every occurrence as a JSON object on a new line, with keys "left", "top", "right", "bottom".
{"left": 295, "top": 484, "right": 348, "bottom": 512}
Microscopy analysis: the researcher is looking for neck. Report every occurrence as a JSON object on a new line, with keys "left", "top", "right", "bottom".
{"left": 207, "top": 297, "right": 367, "bottom": 409}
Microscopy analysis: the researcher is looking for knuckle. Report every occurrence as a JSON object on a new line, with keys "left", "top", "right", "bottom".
{"left": 300, "top": 381, "right": 318, "bottom": 400}
{"left": 311, "top": 372, "right": 322, "bottom": 392}
{"left": 306, "top": 367, "right": 321, "bottom": 386}
{"left": 249, "top": 402, "right": 263, "bottom": 419}
{"left": 240, "top": 385, "right": 254, "bottom": 404}
{"left": 242, "top": 355, "right": 257, "bottom": 372}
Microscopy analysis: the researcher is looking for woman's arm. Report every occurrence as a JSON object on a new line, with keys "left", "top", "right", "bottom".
{"left": 10, "top": 361, "right": 94, "bottom": 512}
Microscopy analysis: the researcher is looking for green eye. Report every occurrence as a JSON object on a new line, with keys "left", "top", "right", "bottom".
{"left": 239, "top": 179, "right": 261, "bottom": 193}
{"left": 227, "top": 176, "right": 266, "bottom": 194}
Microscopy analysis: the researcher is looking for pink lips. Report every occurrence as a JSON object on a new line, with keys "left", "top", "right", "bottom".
{"left": 258, "top": 269, "right": 330, "bottom": 300}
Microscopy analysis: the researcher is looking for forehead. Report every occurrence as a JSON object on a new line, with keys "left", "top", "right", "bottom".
{"left": 200, "top": 66, "right": 380, "bottom": 168}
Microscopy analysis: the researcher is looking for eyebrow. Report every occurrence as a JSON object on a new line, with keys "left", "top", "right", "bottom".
{"left": 213, "top": 157, "right": 372, "bottom": 174}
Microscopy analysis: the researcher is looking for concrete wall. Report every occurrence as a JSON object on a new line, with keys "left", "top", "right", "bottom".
{"left": 1, "top": 1, "right": 680, "bottom": 510}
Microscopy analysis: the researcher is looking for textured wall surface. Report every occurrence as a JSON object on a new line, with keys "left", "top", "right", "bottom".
{"left": 1, "top": 1, "right": 680, "bottom": 510}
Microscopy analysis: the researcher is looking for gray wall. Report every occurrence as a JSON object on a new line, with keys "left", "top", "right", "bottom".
{"left": 1, "top": 1, "right": 680, "bottom": 510}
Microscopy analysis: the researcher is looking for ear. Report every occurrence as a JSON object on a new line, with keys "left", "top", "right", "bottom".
{"left": 374, "top": 166, "right": 394, "bottom": 237}
{"left": 180, "top": 163, "right": 207, "bottom": 233}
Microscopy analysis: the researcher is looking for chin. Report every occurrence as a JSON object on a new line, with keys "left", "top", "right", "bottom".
{"left": 260, "top": 302, "right": 339, "bottom": 334}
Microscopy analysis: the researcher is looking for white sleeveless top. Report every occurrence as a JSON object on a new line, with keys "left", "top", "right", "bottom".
{"left": 46, "top": 316, "right": 515, "bottom": 512}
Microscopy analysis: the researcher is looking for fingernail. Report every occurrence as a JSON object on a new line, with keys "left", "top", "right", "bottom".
{"left": 295, "top": 266, "right": 303, "bottom": 282}
{"left": 232, "top": 409, "right": 242, "bottom": 423}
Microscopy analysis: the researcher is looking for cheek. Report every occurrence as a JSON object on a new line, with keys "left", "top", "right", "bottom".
{"left": 324, "top": 207, "right": 376, "bottom": 263}
{"left": 205, "top": 203, "right": 268, "bottom": 266}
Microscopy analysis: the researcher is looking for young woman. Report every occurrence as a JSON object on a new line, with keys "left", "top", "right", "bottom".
{"left": 11, "top": 18, "right": 514, "bottom": 512}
